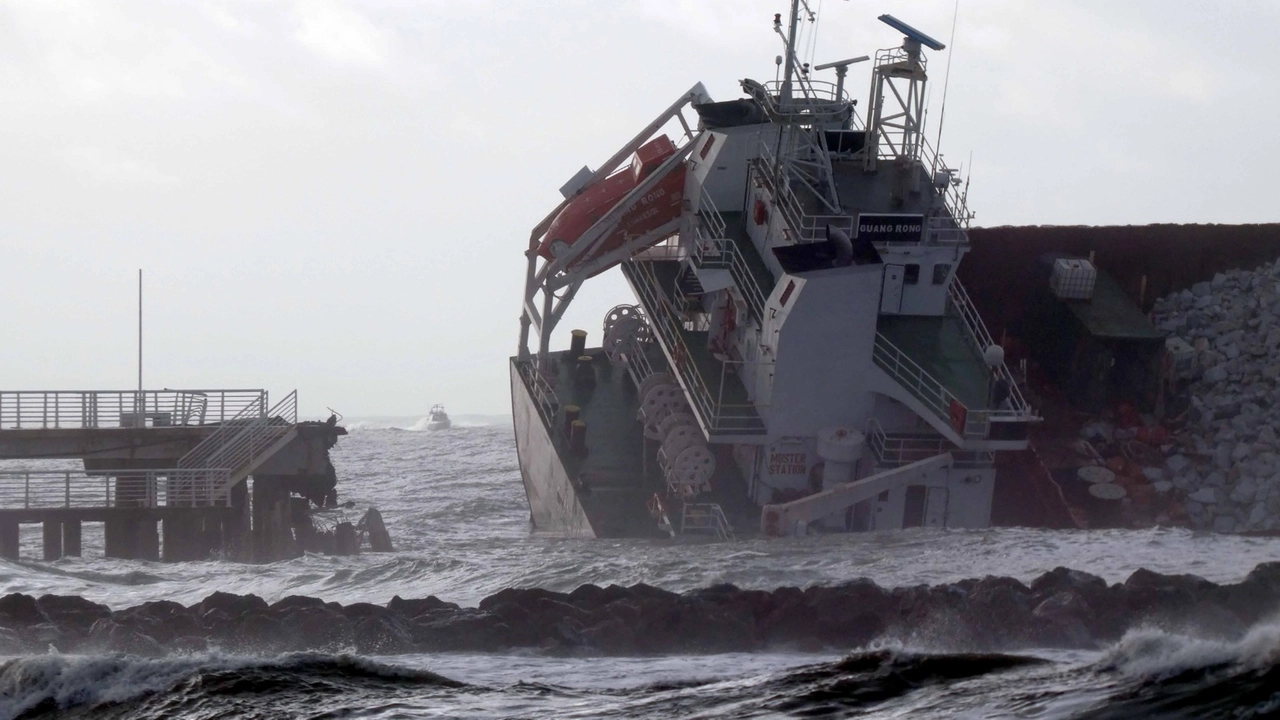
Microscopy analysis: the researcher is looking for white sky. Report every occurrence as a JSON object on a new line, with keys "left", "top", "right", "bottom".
{"left": 1, "top": 1, "right": 1277, "bottom": 417}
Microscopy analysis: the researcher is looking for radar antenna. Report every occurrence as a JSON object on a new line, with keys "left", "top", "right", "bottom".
{"left": 863, "top": 14, "right": 945, "bottom": 172}
{"left": 877, "top": 14, "right": 946, "bottom": 51}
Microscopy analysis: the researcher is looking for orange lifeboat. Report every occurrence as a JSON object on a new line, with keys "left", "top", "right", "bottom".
{"left": 539, "top": 135, "right": 687, "bottom": 269}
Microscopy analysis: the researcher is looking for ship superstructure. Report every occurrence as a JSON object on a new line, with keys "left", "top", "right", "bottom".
{"left": 511, "top": 6, "right": 1038, "bottom": 538}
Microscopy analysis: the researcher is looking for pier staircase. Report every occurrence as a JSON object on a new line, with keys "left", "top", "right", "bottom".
{"left": 176, "top": 390, "right": 299, "bottom": 503}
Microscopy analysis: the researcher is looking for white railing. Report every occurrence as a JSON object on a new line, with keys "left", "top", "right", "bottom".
{"left": 516, "top": 360, "right": 561, "bottom": 428}
{"left": 866, "top": 419, "right": 993, "bottom": 468}
{"left": 177, "top": 390, "right": 298, "bottom": 500}
{"left": 0, "top": 468, "right": 234, "bottom": 509}
{"left": 751, "top": 147, "right": 854, "bottom": 245}
{"left": 947, "top": 280, "right": 1033, "bottom": 418}
{"left": 919, "top": 135, "right": 973, "bottom": 229}
{"left": 622, "top": 337, "right": 658, "bottom": 389}
{"left": 691, "top": 191, "right": 769, "bottom": 323}
{"left": 681, "top": 502, "right": 734, "bottom": 541}
{"left": 624, "top": 260, "right": 768, "bottom": 435}
{"left": 0, "top": 389, "right": 267, "bottom": 430}
{"left": 871, "top": 332, "right": 990, "bottom": 438}
{"left": 755, "top": 80, "right": 850, "bottom": 123}
{"left": 755, "top": 137, "right": 972, "bottom": 247}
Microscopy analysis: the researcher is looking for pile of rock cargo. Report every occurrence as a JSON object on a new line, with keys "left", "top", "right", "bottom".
{"left": 1140, "top": 262, "right": 1280, "bottom": 533}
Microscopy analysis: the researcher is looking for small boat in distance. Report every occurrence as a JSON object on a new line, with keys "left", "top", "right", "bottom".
{"left": 426, "top": 404, "right": 451, "bottom": 431}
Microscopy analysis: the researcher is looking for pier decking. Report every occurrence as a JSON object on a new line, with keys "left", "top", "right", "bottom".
{"left": 0, "top": 388, "right": 344, "bottom": 562}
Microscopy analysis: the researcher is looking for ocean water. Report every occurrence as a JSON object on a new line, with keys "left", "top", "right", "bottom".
{"left": 3, "top": 420, "right": 1280, "bottom": 718}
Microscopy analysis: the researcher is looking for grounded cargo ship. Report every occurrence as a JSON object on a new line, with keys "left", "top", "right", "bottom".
{"left": 510, "top": 6, "right": 1041, "bottom": 539}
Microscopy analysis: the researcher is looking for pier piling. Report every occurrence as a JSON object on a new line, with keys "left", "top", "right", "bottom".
{"left": 0, "top": 522, "right": 17, "bottom": 560}
{"left": 42, "top": 520, "right": 63, "bottom": 561}
{"left": 63, "top": 519, "right": 82, "bottom": 557}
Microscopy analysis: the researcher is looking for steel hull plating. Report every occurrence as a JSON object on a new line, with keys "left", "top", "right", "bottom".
{"left": 509, "top": 361, "right": 595, "bottom": 537}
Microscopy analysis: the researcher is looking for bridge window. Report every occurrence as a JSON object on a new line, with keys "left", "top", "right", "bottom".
{"left": 699, "top": 134, "right": 716, "bottom": 160}
{"left": 779, "top": 280, "right": 796, "bottom": 307}
{"left": 904, "top": 264, "right": 920, "bottom": 285}
{"left": 932, "top": 263, "right": 951, "bottom": 285}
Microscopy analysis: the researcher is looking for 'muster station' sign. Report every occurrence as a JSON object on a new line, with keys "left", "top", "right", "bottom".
{"left": 856, "top": 213, "right": 924, "bottom": 244}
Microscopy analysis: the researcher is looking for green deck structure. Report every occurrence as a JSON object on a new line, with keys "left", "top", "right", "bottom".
{"left": 877, "top": 312, "right": 992, "bottom": 411}
{"left": 1062, "top": 271, "right": 1166, "bottom": 341}
{"left": 540, "top": 349, "right": 664, "bottom": 537}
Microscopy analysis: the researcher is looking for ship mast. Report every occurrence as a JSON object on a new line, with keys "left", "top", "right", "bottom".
{"left": 779, "top": 0, "right": 801, "bottom": 103}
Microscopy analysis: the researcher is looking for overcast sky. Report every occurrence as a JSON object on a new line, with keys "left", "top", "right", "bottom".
{"left": 1, "top": 1, "right": 1277, "bottom": 418}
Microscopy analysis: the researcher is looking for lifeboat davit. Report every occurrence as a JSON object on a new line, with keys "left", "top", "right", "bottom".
{"left": 539, "top": 135, "right": 686, "bottom": 270}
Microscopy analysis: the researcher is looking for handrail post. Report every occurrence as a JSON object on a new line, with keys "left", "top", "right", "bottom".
{"left": 24, "top": 473, "right": 30, "bottom": 509}
{"left": 65, "top": 472, "right": 70, "bottom": 508}
{"left": 717, "top": 363, "right": 727, "bottom": 430}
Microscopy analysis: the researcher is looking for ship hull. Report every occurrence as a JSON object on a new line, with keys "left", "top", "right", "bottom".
{"left": 509, "top": 360, "right": 596, "bottom": 537}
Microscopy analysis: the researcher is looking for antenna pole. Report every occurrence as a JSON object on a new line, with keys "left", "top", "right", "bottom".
{"left": 780, "top": 0, "right": 801, "bottom": 101}
{"left": 138, "top": 269, "right": 143, "bottom": 414}
{"left": 932, "top": 0, "right": 961, "bottom": 176}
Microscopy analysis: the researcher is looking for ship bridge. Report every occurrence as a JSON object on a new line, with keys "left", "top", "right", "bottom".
{"left": 510, "top": 9, "right": 1041, "bottom": 538}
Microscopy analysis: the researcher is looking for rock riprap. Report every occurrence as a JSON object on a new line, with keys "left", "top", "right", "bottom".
{"left": 1150, "top": 263, "right": 1280, "bottom": 532}
{"left": 2, "top": 564, "right": 1278, "bottom": 655}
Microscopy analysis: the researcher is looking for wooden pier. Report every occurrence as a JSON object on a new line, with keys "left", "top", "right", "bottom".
{"left": 0, "top": 389, "right": 346, "bottom": 563}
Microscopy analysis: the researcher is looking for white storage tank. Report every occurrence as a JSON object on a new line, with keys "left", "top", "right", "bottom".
{"left": 1050, "top": 258, "right": 1097, "bottom": 300}
{"left": 817, "top": 427, "right": 865, "bottom": 488}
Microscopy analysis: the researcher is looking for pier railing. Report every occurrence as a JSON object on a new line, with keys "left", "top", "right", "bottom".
{"left": 0, "top": 389, "right": 268, "bottom": 430}
{"left": 0, "top": 468, "right": 234, "bottom": 509}
{"left": 178, "top": 390, "right": 298, "bottom": 501}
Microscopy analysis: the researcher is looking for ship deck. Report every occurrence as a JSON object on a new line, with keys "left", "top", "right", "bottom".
{"left": 877, "top": 312, "right": 992, "bottom": 411}
{"left": 786, "top": 158, "right": 940, "bottom": 219}
{"left": 515, "top": 339, "right": 761, "bottom": 537}
{"left": 548, "top": 349, "right": 665, "bottom": 537}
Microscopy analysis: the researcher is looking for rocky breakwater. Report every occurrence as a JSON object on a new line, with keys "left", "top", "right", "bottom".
{"left": 1150, "top": 262, "right": 1280, "bottom": 532}
{"left": 2, "top": 563, "right": 1280, "bottom": 656}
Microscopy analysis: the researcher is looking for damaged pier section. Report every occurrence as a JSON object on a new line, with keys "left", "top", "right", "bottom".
{"left": 0, "top": 388, "right": 375, "bottom": 562}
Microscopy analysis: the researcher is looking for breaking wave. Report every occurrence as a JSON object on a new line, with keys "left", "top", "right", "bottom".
{"left": 0, "top": 652, "right": 465, "bottom": 720}
{"left": 1083, "top": 621, "right": 1280, "bottom": 719}
{"left": 4, "top": 627, "right": 1280, "bottom": 719}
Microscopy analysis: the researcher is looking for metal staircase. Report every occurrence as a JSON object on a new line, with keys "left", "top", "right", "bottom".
{"left": 622, "top": 259, "right": 768, "bottom": 439}
{"left": 869, "top": 279, "right": 1036, "bottom": 447}
{"left": 176, "top": 390, "right": 299, "bottom": 503}
{"left": 690, "top": 193, "right": 769, "bottom": 325}
{"left": 681, "top": 502, "right": 735, "bottom": 540}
